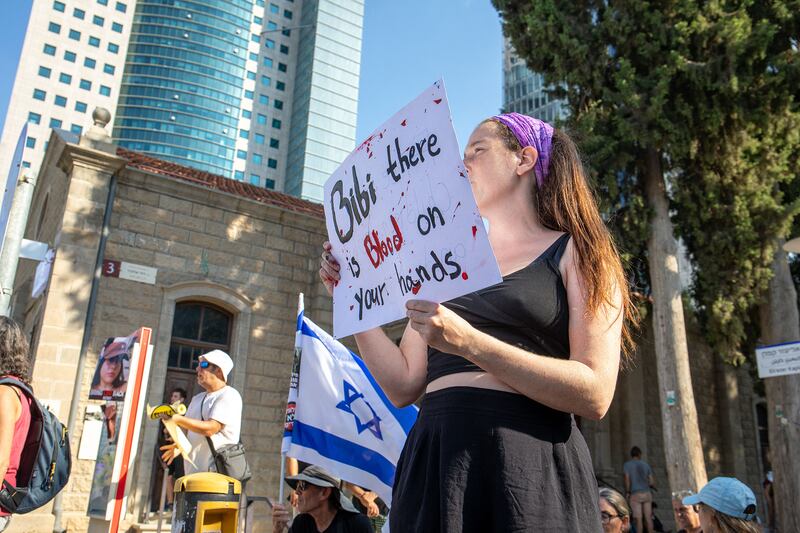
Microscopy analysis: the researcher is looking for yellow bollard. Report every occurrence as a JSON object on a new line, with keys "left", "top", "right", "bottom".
{"left": 171, "top": 472, "right": 241, "bottom": 533}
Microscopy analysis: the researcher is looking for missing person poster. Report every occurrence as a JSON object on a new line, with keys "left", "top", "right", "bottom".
{"left": 89, "top": 333, "right": 138, "bottom": 401}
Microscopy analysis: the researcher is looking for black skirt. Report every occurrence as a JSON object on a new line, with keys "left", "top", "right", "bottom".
{"left": 390, "top": 387, "right": 602, "bottom": 532}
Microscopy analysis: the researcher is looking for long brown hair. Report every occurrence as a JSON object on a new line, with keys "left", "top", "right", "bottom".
{"left": 709, "top": 507, "right": 762, "bottom": 533}
{"left": 0, "top": 317, "right": 31, "bottom": 385}
{"left": 487, "top": 119, "right": 638, "bottom": 361}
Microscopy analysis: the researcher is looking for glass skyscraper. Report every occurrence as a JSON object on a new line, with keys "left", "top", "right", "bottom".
{"left": 284, "top": 0, "right": 362, "bottom": 201}
{"left": 3, "top": 0, "right": 363, "bottom": 202}
{"left": 114, "top": 0, "right": 251, "bottom": 177}
{"left": 109, "top": 0, "right": 363, "bottom": 201}
{"left": 502, "top": 38, "right": 567, "bottom": 123}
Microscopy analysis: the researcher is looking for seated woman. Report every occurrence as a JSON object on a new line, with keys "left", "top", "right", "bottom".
{"left": 599, "top": 487, "right": 631, "bottom": 533}
{"left": 683, "top": 477, "right": 760, "bottom": 533}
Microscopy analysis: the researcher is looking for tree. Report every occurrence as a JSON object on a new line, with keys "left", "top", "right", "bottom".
{"left": 493, "top": 0, "right": 708, "bottom": 494}
{"left": 494, "top": 0, "right": 800, "bottom": 524}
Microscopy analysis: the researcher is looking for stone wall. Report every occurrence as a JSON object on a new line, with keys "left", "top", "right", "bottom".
{"left": 10, "top": 134, "right": 331, "bottom": 532}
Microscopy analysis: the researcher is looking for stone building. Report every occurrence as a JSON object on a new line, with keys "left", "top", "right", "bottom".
{"left": 9, "top": 113, "right": 332, "bottom": 532}
{"left": 8, "top": 113, "right": 769, "bottom": 531}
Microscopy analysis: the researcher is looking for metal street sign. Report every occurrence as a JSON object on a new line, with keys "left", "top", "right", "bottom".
{"left": 0, "top": 123, "right": 27, "bottom": 257}
{"left": 755, "top": 341, "right": 800, "bottom": 378}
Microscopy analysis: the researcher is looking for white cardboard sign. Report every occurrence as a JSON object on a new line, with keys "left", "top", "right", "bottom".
{"left": 324, "top": 80, "right": 502, "bottom": 338}
{"left": 756, "top": 341, "right": 800, "bottom": 378}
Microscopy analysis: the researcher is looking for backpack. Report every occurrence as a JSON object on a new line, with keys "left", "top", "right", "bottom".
{"left": 0, "top": 377, "right": 71, "bottom": 513}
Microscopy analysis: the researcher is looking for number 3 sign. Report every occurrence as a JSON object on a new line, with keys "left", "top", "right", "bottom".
{"left": 102, "top": 259, "right": 121, "bottom": 278}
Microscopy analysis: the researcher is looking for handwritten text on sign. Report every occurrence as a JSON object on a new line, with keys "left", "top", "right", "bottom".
{"left": 756, "top": 341, "right": 800, "bottom": 378}
{"left": 324, "top": 80, "right": 502, "bottom": 338}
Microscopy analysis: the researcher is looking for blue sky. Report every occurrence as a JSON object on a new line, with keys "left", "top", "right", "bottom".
{"left": 0, "top": 0, "right": 502, "bottom": 155}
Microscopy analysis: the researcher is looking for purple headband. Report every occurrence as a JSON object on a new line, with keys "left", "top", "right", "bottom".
{"left": 491, "top": 112, "right": 554, "bottom": 186}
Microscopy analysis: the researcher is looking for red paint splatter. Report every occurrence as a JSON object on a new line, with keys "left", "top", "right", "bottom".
{"left": 349, "top": 305, "right": 354, "bottom": 310}
{"left": 461, "top": 272, "right": 469, "bottom": 280}
{"left": 401, "top": 119, "right": 407, "bottom": 126}
{"left": 411, "top": 283, "right": 421, "bottom": 295}
{"left": 472, "top": 225, "right": 478, "bottom": 238}
{"left": 357, "top": 133, "right": 377, "bottom": 152}
{"left": 433, "top": 98, "right": 442, "bottom": 104}
{"left": 400, "top": 192, "right": 404, "bottom": 197}
{"left": 459, "top": 171, "right": 465, "bottom": 177}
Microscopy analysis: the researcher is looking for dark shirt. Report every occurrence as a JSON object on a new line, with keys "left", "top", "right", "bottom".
{"left": 426, "top": 233, "right": 572, "bottom": 384}
{"left": 289, "top": 511, "right": 373, "bottom": 533}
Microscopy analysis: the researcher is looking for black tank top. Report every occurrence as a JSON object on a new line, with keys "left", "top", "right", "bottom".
{"left": 426, "top": 233, "right": 571, "bottom": 384}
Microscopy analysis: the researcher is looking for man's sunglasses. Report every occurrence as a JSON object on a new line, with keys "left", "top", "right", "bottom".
{"left": 198, "top": 361, "right": 217, "bottom": 370}
{"left": 295, "top": 480, "right": 319, "bottom": 493}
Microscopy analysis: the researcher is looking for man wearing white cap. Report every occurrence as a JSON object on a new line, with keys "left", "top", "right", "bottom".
{"left": 162, "top": 349, "right": 243, "bottom": 475}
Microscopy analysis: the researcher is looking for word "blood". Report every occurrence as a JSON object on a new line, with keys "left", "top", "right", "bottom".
{"left": 364, "top": 215, "right": 404, "bottom": 268}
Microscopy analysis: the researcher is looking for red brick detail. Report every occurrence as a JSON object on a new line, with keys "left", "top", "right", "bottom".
{"left": 116, "top": 147, "right": 324, "bottom": 218}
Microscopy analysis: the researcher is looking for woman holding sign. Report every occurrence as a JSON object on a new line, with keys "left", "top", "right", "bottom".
{"left": 320, "top": 112, "right": 636, "bottom": 532}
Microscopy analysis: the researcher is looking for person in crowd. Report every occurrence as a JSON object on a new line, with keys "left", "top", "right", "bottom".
{"left": 682, "top": 477, "right": 760, "bottom": 533}
{"left": 672, "top": 490, "right": 703, "bottom": 533}
{"left": 162, "top": 387, "right": 187, "bottom": 509}
{"left": 762, "top": 470, "right": 774, "bottom": 532}
{"left": 625, "top": 446, "right": 656, "bottom": 533}
{"left": 0, "top": 318, "right": 32, "bottom": 532}
{"left": 319, "top": 112, "right": 637, "bottom": 531}
{"left": 272, "top": 465, "right": 372, "bottom": 533}
{"left": 599, "top": 487, "right": 631, "bottom": 533}
{"left": 160, "top": 350, "right": 242, "bottom": 476}
{"left": 89, "top": 338, "right": 128, "bottom": 399}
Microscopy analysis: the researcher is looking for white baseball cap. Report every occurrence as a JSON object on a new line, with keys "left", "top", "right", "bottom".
{"left": 200, "top": 349, "right": 234, "bottom": 381}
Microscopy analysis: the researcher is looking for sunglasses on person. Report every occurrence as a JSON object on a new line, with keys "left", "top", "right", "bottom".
{"left": 601, "top": 511, "right": 620, "bottom": 524}
{"left": 295, "top": 480, "right": 312, "bottom": 493}
{"left": 198, "top": 360, "right": 217, "bottom": 370}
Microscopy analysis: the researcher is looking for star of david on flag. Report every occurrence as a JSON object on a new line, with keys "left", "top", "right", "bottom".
{"left": 282, "top": 309, "right": 418, "bottom": 508}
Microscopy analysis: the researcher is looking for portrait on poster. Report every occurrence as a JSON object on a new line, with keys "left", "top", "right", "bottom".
{"left": 88, "top": 332, "right": 138, "bottom": 401}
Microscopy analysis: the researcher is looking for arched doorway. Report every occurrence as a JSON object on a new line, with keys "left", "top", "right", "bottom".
{"left": 150, "top": 301, "right": 233, "bottom": 510}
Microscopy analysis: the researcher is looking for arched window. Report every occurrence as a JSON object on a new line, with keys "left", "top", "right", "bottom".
{"left": 168, "top": 302, "right": 232, "bottom": 370}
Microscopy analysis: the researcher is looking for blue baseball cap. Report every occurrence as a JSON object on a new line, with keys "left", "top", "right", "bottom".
{"left": 683, "top": 477, "right": 757, "bottom": 520}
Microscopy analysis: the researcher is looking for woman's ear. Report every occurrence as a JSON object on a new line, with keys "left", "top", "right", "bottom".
{"left": 516, "top": 145, "right": 538, "bottom": 176}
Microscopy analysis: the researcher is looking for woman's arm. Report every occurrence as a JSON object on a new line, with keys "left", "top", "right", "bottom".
{"left": 319, "top": 241, "right": 428, "bottom": 407}
{"left": 353, "top": 324, "right": 428, "bottom": 407}
{"left": 406, "top": 240, "right": 623, "bottom": 419}
{"left": 0, "top": 386, "right": 22, "bottom": 482}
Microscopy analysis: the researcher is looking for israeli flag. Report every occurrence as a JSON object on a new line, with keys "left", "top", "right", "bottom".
{"left": 282, "top": 311, "right": 418, "bottom": 507}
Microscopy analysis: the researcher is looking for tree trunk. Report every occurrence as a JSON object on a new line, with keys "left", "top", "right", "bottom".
{"left": 643, "top": 148, "right": 708, "bottom": 493}
{"left": 758, "top": 240, "right": 800, "bottom": 533}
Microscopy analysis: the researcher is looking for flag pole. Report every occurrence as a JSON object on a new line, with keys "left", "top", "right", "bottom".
{"left": 280, "top": 292, "right": 304, "bottom": 504}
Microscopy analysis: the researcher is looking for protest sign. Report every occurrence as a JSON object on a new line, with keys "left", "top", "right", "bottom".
{"left": 324, "top": 80, "right": 502, "bottom": 338}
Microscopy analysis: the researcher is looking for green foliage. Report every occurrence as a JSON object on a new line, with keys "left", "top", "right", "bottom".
{"left": 494, "top": 0, "right": 800, "bottom": 363}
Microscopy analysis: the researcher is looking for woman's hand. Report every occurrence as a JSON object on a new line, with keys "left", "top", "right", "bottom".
{"left": 272, "top": 503, "right": 290, "bottom": 533}
{"left": 357, "top": 491, "right": 380, "bottom": 517}
{"left": 405, "top": 300, "right": 478, "bottom": 357}
{"left": 318, "top": 241, "right": 340, "bottom": 297}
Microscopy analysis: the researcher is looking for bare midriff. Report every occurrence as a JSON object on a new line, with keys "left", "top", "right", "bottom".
{"left": 425, "top": 371, "right": 520, "bottom": 395}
